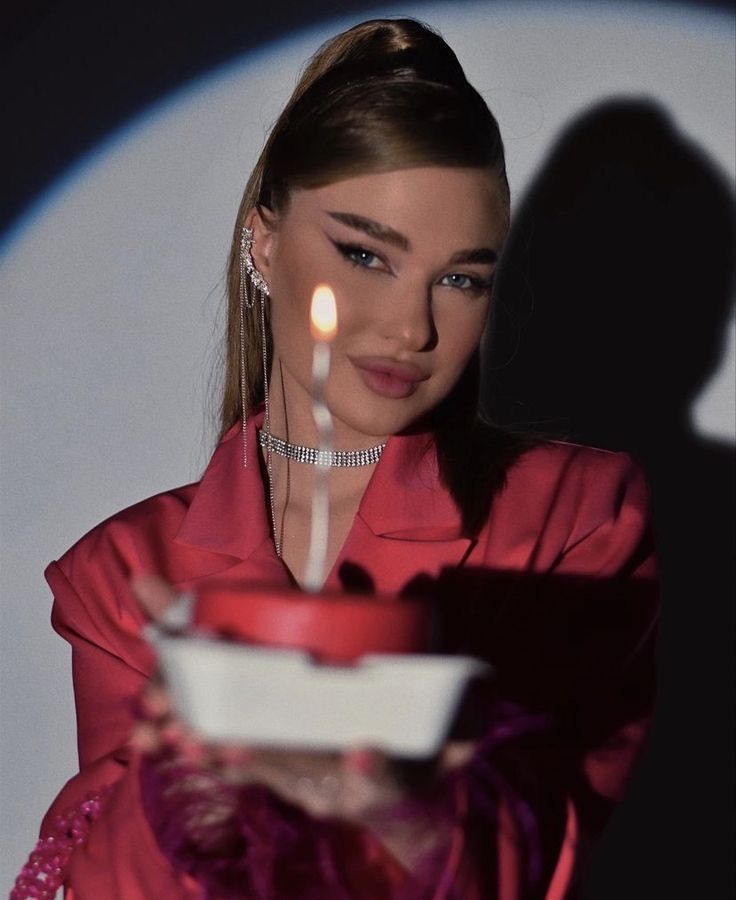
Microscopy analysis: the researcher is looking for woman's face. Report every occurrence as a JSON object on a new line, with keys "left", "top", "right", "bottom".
{"left": 251, "top": 166, "right": 508, "bottom": 442}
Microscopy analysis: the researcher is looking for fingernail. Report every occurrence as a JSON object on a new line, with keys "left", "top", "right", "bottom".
{"left": 344, "top": 748, "right": 379, "bottom": 776}
{"left": 218, "top": 746, "right": 253, "bottom": 767}
{"left": 160, "top": 722, "right": 185, "bottom": 747}
{"left": 131, "top": 723, "right": 160, "bottom": 754}
{"left": 140, "top": 689, "right": 170, "bottom": 719}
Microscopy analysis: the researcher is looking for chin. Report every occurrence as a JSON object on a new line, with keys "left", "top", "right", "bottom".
{"left": 332, "top": 396, "right": 439, "bottom": 443}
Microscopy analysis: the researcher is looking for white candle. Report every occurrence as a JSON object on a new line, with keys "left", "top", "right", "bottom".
{"left": 303, "top": 285, "right": 337, "bottom": 592}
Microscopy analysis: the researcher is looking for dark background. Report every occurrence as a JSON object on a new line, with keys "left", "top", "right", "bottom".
{"left": 3, "top": 1, "right": 734, "bottom": 897}
{"left": 2, "top": 0, "right": 734, "bottom": 237}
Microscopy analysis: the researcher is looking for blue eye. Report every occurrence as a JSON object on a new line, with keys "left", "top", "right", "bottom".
{"left": 335, "top": 242, "right": 382, "bottom": 269}
{"left": 440, "top": 272, "right": 492, "bottom": 295}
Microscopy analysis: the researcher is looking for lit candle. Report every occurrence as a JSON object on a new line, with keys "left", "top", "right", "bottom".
{"left": 303, "top": 284, "right": 337, "bottom": 592}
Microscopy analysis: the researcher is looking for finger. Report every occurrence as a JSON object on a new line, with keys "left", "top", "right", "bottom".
{"left": 176, "top": 733, "right": 208, "bottom": 767}
{"left": 138, "top": 684, "right": 173, "bottom": 720}
{"left": 342, "top": 747, "right": 383, "bottom": 777}
{"left": 210, "top": 744, "right": 254, "bottom": 770}
{"left": 131, "top": 721, "right": 165, "bottom": 754}
{"left": 340, "top": 748, "right": 401, "bottom": 817}
{"left": 217, "top": 745, "right": 254, "bottom": 767}
{"left": 131, "top": 574, "right": 179, "bottom": 622}
{"left": 440, "top": 740, "right": 477, "bottom": 772}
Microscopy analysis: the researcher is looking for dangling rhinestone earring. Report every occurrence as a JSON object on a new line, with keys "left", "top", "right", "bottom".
{"left": 239, "top": 225, "right": 271, "bottom": 468}
{"left": 240, "top": 225, "right": 271, "bottom": 303}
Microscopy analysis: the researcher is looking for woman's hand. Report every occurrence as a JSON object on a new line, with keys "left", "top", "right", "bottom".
{"left": 131, "top": 576, "right": 403, "bottom": 814}
{"left": 130, "top": 575, "right": 472, "bottom": 870}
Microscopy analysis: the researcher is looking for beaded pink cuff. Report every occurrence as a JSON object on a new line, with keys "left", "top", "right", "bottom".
{"left": 11, "top": 785, "right": 113, "bottom": 900}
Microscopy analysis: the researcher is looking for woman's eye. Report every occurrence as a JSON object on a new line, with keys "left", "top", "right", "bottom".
{"left": 440, "top": 272, "right": 492, "bottom": 295}
{"left": 335, "top": 242, "right": 384, "bottom": 270}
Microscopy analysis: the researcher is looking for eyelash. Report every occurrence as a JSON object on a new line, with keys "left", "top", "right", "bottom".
{"left": 333, "top": 241, "right": 492, "bottom": 297}
{"left": 334, "top": 242, "right": 384, "bottom": 270}
{"left": 439, "top": 272, "right": 493, "bottom": 297}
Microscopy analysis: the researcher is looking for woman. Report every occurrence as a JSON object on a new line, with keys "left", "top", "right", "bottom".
{"left": 14, "top": 17, "right": 657, "bottom": 900}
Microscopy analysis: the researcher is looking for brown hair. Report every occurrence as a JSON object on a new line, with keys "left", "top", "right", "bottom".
{"left": 221, "top": 18, "right": 529, "bottom": 535}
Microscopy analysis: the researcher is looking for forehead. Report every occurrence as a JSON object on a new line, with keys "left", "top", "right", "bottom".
{"left": 288, "top": 166, "right": 508, "bottom": 250}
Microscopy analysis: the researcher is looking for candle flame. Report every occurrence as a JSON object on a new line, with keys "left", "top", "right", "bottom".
{"left": 310, "top": 285, "right": 337, "bottom": 340}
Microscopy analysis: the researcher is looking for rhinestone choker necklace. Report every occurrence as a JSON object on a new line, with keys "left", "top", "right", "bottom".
{"left": 258, "top": 430, "right": 385, "bottom": 467}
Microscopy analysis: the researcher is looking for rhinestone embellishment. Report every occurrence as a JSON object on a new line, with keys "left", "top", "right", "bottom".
{"left": 258, "top": 430, "right": 385, "bottom": 467}
{"left": 240, "top": 226, "right": 271, "bottom": 298}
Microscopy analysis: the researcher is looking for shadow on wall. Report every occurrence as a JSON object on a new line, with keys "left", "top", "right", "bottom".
{"left": 483, "top": 98, "right": 735, "bottom": 899}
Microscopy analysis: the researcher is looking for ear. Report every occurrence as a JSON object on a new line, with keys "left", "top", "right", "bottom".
{"left": 245, "top": 206, "right": 279, "bottom": 283}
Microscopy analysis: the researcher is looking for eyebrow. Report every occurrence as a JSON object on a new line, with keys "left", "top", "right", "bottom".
{"left": 447, "top": 247, "right": 498, "bottom": 265}
{"left": 327, "top": 211, "right": 410, "bottom": 251}
{"left": 327, "top": 211, "right": 498, "bottom": 265}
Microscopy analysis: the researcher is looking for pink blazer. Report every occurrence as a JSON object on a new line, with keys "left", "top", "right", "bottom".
{"left": 34, "top": 419, "right": 657, "bottom": 899}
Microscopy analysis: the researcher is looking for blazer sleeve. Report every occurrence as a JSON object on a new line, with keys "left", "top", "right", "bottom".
{"left": 513, "top": 451, "right": 657, "bottom": 898}
{"left": 450, "top": 449, "right": 658, "bottom": 752}
{"left": 441, "top": 449, "right": 658, "bottom": 897}
{"left": 41, "top": 550, "right": 199, "bottom": 898}
{"left": 549, "top": 451, "right": 658, "bottom": 803}
{"left": 546, "top": 451, "right": 658, "bottom": 896}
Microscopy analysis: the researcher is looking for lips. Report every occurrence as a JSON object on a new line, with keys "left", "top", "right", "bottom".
{"left": 350, "top": 356, "right": 428, "bottom": 400}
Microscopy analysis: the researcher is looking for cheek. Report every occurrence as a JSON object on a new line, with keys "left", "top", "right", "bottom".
{"left": 268, "top": 288, "right": 311, "bottom": 374}
{"left": 269, "top": 239, "right": 366, "bottom": 338}
{"left": 436, "top": 305, "right": 488, "bottom": 371}
{"left": 268, "top": 254, "right": 317, "bottom": 358}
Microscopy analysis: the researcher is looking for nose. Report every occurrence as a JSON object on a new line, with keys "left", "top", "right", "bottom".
{"left": 382, "top": 285, "right": 437, "bottom": 353}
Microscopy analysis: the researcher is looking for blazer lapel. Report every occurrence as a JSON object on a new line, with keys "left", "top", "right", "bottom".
{"left": 327, "top": 429, "right": 475, "bottom": 595}
{"left": 172, "top": 418, "right": 472, "bottom": 595}
{"left": 171, "top": 419, "right": 291, "bottom": 588}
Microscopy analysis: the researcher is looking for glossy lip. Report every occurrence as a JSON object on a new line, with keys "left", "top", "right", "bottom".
{"left": 350, "top": 356, "right": 429, "bottom": 400}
